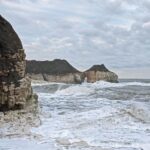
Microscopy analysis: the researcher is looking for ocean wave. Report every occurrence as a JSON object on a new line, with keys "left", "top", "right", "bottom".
{"left": 55, "top": 85, "right": 94, "bottom": 96}
{"left": 32, "top": 80, "right": 150, "bottom": 87}
{"left": 32, "top": 82, "right": 71, "bottom": 93}
{"left": 32, "top": 80, "right": 150, "bottom": 97}
{"left": 90, "top": 81, "right": 150, "bottom": 88}
{"left": 55, "top": 81, "right": 150, "bottom": 96}
{"left": 125, "top": 102, "right": 150, "bottom": 123}
{"left": 2, "top": 80, "right": 150, "bottom": 150}
{"left": 32, "top": 81, "right": 67, "bottom": 87}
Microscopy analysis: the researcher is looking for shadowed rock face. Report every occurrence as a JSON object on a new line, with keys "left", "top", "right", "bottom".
{"left": 26, "top": 59, "right": 80, "bottom": 75}
{"left": 86, "top": 64, "right": 110, "bottom": 72}
{"left": 85, "top": 65, "right": 118, "bottom": 83}
{"left": 0, "top": 15, "right": 37, "bottom": 111}
{"left": 0, "top": 16, "right": 22, "bottom": 52}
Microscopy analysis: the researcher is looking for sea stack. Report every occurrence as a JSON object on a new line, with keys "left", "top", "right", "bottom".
{"left": 85, "top": 64, "right": 118, "bottom": 83}
{"left": 26, "top": 59, "right": 84, "bottom": 84}
{"left": 0, "top": 15, "right": 37, "bottom": 111}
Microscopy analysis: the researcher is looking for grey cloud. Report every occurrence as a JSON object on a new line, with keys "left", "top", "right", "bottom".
{"left": 0, "top": 0, "right": 150, "bottom": 72}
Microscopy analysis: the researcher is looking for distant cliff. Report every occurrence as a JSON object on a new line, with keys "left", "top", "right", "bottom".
{"left": 26, "top": 60, "right": 118, "bottom": 83}
{"left": 85, "top": 64, "right": 118, "bottom": 83}
{"left": 26, "top": 59, "right": 84, "bottom": 84}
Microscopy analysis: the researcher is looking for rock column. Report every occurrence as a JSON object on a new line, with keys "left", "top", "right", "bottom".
{"left": 0, "top": 15, "right": 37, "bottom": 111}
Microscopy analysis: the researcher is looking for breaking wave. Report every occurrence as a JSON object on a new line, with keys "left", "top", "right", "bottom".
{"left": 91, "top": 80, "right": 150, "bottom": 88}
{"left": 32, "top": 80, "right": 150, "bottom": 95}
{"left": 1, "top": 80, "right": 150, "bottom": 150}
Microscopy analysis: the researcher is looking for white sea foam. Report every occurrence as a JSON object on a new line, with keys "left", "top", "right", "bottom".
{"left": 51, "top": 80, "right": 150, "bottom": 97}
{"left": 90, "top": 80, "right": 150, "bottom": 88}
{"left": 55, "top": 85, "right": 94, "bottom": 96}
{"left": 31, "top": 81, "right": 67, "bottom": 86}
{"left": 0, "top": 138, "right": 55, "bottom": 150}
{"left": 1, "top": 81, "right": 150, "bottom": 150}
{"left": 33, "top": 81, "right": 150, "bottom": 149}
{"left": 126, "top": 102, "right": 150, "bottom": 123}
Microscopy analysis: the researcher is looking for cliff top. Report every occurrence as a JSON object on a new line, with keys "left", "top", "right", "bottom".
{"left": 26, "top": 59, "right": 80, "bottom": 75}
{"left": 86, "top": 64, "right": 110, "bottom": 72}
{"left": 0, "top": 15, "right": 23, "bottom": 53}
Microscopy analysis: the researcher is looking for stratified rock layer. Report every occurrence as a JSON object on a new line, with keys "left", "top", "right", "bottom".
{"left": 26, "top": 60, "right": 118, "bottom": 83}
{"left": 26, "top": 59, "right": 84, "bottom": 84}
{"left": 85, "top": 65, "right": 118, "bottom": 83}
{"left": 0, "top": 15, "right": 37, "bottom": 111}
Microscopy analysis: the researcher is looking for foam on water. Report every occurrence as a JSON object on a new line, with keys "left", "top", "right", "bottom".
{"left": 55, "top": 85, "right": 94, "bottom": 96}
{"left": 125, "top": 102, "right": 150, "bottom": 123}
{"left": 90, "top": 80, "right": 150, "bottom": 88}
{"left": 0, "top": 80, "right": 150, "bottom": 150}
{"left": 0, "top": 138, "right": 56, "bottom": 150}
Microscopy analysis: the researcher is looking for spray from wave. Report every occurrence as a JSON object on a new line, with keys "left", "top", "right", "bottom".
{"left": 1, "top": 80, "right": 150, "bottom": 150}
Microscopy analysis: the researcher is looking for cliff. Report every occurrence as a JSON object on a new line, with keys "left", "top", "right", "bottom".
{"left": 0, "top": 15, "right": 37, "bottom": 111}
{"left": 26, "top": 60, "right": 84, "bottom": 83}
{"left": 85, "top": 64, "right": 118, "bottom": 83}
{"left": 26, "top": 60, "right": 118, "bottom": 83}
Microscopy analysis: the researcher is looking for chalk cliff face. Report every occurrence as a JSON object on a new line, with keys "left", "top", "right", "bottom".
{"left": 85, "top": 65, "right": 118, "bottom": 83}
{"left": 0, "top": 15, "right": 37, "bottom": 111}
{"left": 26, "top": 60, "right": 84, "bottom": 84}
{"left": 26, "top": 61, "right": 118, "bottom": 84}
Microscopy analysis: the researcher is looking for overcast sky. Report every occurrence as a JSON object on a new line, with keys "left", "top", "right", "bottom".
{"left": 0, "top": 0, "right": 150, "bottom": 78}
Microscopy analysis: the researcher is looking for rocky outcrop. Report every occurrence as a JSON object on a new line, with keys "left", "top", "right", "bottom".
{"left": 26, "top": 60, "right": 118, "bottom": 83}
{"left": 0, "top": 15, "right": 37, "bottom": 111}
{"left": 85, "top": 64, "right": 118, "bottom": 83}
{"left": 26, "top": 59, "right": 84, "bottom": 84}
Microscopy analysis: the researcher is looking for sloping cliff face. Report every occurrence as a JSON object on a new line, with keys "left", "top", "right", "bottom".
{"left": 26, "top": 60, "right": 84, "bottom": 84}
{"left": 26, "top": 61, "right": 118, "bottom": 83}
{"left": 85, "top": 65, "right": 118, "bottom": 83}
{"left": 0, "top": 15, "right": 37, "bottom": 111}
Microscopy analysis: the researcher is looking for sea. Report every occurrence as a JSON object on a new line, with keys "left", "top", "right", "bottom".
{"left": 0, "top": 79, "right": 150, "bottom": 150}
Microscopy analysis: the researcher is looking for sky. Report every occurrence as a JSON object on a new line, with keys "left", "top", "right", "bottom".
{"left": 0, "top": 0, "right": 150, "bottom": 78}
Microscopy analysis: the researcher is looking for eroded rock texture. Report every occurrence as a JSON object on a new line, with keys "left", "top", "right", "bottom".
{"left": 26, "top": 60, "right": 118, "bottom": 83}
{"left": 0, "top": 15, "right": 37, "bottom": 111}
{"left": 26, "top": 59, "right": 84, "bottom": 84}
{"left": 85, "top": 65, "right": 118, "bottom": 83}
